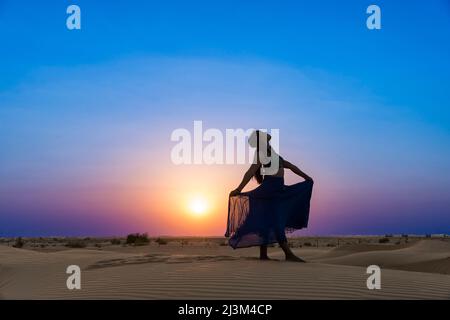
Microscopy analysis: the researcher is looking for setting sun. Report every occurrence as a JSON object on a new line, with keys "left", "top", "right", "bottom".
{"left": 188, "top": 196, "right": 209, "bottom": 217}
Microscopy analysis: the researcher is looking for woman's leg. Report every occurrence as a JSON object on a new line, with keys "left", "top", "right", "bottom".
{"left": 279, "top": 241, "right": 305, "bottom": 262}
{"left": 259, "top": 245, "right": 270, "bottom": 260}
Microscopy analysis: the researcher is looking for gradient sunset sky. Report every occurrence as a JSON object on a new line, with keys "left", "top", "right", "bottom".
{"left": 1, "top": 1, "right": 449, "bottom": 236}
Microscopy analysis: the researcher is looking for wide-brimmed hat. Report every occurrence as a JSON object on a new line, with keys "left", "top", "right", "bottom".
{"left": 248, "top": 130, "right": 271, "bottom": 148}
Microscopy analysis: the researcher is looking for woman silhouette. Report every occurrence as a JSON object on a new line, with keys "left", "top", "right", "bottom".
{"left": 225, "top": 130, "right": 314, "bottom": 262}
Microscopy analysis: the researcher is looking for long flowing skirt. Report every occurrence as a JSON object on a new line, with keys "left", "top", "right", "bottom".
{"left": 225, "top": 177, "right": 313, "bottom": 249}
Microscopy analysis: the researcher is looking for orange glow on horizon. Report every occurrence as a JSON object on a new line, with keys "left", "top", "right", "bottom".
{"left": 106, "top": 149, "right": 319, "bottom": 236}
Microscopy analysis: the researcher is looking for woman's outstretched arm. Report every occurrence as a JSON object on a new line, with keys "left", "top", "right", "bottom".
{"left": 229, "top": 163, "right": 260, "bottom": 196}
{"left": 283, "top": 159, "right": 314, "bottom": 182}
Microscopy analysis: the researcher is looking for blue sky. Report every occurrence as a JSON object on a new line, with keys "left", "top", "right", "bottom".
{"left": 1, "top": 1, "right": 449, "bottom": 236}
{"left": 2, "top": 1, "right": 450, "bottom": 105}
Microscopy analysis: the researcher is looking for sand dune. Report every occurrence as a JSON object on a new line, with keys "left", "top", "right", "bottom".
{"left": 1, "top": 239, "right": 449, "bottom": 299}
{"left": 314, "top": 240, "right": 450, "bottom": 274}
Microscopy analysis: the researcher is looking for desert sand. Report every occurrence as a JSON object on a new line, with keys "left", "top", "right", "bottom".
{"left": 1, "top": 236, "right": 449, "bottom": 299}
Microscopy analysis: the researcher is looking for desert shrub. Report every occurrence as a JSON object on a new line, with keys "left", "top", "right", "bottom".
{"left": 379, "top": 237, "right": 390, "bottom": 244}
{"left": 13, "top": 237, "right": 24, "bottom": 248}
{"left": 181, "top": 240, "right": 189, "bottom": 246}
{"left": 126, "top": 233, "right": 150, "bottom": 245}
{"left": 303, "top": 242, "right": 312, "bottom": 247}
{"left": 110, "top": 238, "right": 122, "bottom": 245}
{"left": 327, "top": 243, "right": 336, "bottom": 247}
{"left": 65, "top": 240, "right": 87, "bottom": 248}
{"left": 155, "top": 237, "right": 168, "bottom": 245}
